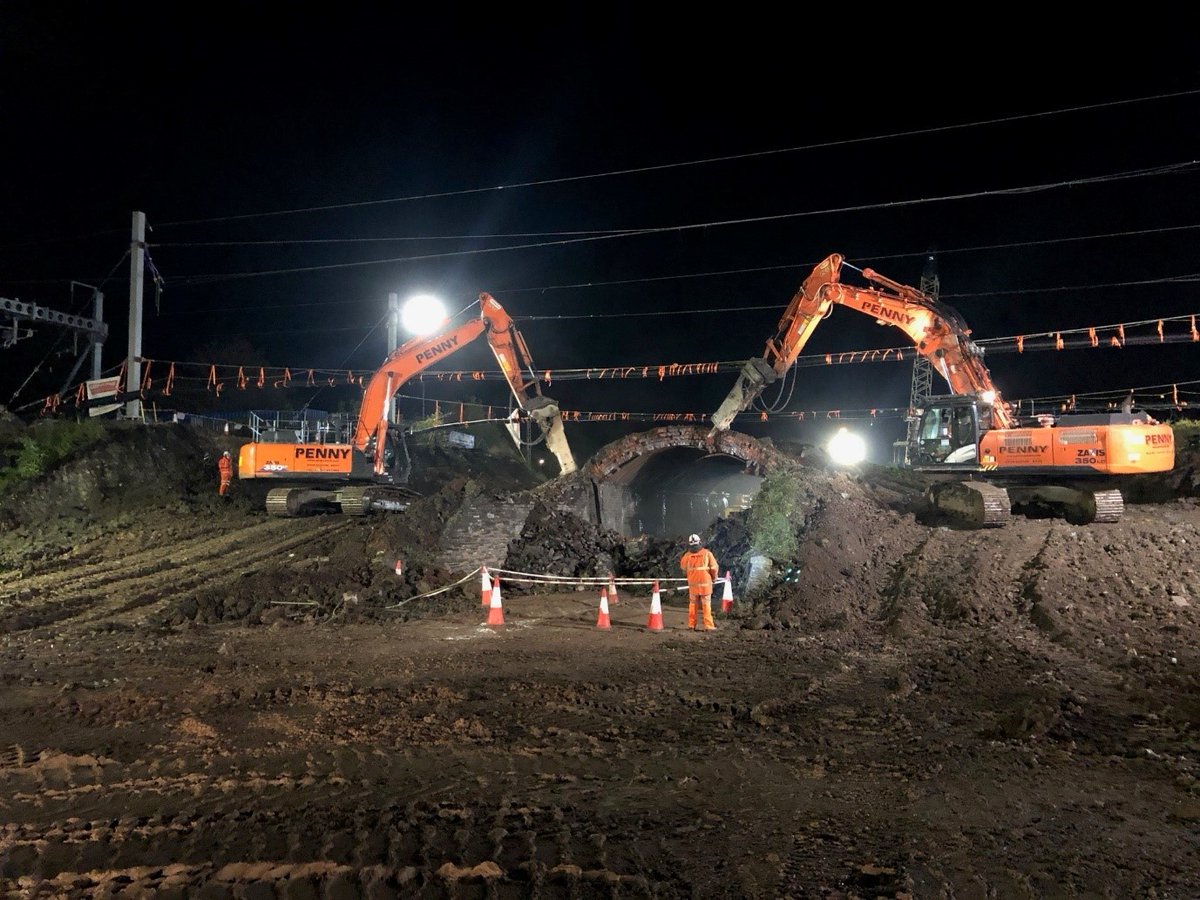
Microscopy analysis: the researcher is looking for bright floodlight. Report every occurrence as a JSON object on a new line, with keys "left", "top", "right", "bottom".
{"left": 979, "top": 389, "right": 997, "bottom": 405}
{"left": 827, "top": 427, "right": 867, "bottom": 466}
{"left": 401, "top": 294, "right": 447, "bottom": 336}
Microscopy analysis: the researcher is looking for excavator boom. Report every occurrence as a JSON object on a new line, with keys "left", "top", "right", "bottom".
{"left": 475, "top": 293, "right": 577, "bottom": 476}
{"left": 710, "top": 253, "right": 1013, "bottom": 433}
{"left": 351, "top": 292, "right": 575, "bottom": 476}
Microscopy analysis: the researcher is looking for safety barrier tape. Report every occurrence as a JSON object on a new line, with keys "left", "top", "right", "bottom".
{"left": 491, "top": 566, "right": 688, "bottom": 585}
{"left": 384, "top": 567, "right": 484, "bottom": 610}
{"left": 489, "top": 573, "right": 723, "bottom": 590}
{"left": 491, "top": 568, "right": 728, "bottom": 593}
{"left": 383, "top": 565, "right": 730, "bottom": 610}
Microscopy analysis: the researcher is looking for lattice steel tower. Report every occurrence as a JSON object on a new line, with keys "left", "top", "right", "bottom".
{"left": 899, "top": 252, "right": 939, "bottom": 463}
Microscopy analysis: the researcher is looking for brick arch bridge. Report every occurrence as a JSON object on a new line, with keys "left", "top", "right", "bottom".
{"left": 585, "top": 425, "right": 787, "bottom": 485}
{"left": 437, "top": 426, "right": 789, "bottom": 568}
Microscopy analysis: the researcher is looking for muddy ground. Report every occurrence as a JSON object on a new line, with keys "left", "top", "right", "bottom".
{"left": 1, "top": 419, "right": 1199, "bottom": 898}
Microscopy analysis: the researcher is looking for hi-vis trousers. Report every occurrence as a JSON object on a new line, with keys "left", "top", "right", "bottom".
{"left": 688, "top": 593, "right": 715, "bottom": 630}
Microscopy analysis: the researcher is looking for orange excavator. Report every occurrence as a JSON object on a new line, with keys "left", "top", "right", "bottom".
{"left": 710, "top": 253, "right": 1175, "bottom": 526}
{"left": 239, "top": 293, "right": 577, "bottom": 516}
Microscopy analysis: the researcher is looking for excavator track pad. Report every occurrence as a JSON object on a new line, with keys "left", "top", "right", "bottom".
{"left": 1090, "top": 489, "right": 1124, "bottom": 524}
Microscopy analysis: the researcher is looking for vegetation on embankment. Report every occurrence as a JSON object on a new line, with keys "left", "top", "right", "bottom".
{"left": 0, "top": 419, "right": 106, "bottom": 494}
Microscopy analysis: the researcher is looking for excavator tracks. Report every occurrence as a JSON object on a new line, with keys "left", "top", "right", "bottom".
{"left": 265, "top": 487, "right": 339, "bottom": 517}
{"left": 930, "top": 481, "right": 1127, "bottom": 528}
{"left": 266, "top": 484, "right": 419, "bottom": 517}
{"left": 928, "top": 481, "right": 1012, "bottom": 528}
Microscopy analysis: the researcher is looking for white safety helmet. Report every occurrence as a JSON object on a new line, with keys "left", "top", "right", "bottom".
{"left": 687, "top": 533, "right": 701, "bottom": 547}
{"left": 222, "top": 450, "right": 231, "bottom": 458}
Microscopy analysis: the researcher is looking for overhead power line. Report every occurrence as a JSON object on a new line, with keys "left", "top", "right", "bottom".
{"left": 150, "top": 89, "right": 1200, "bottom": 229}
{"left": 150, "top": 222, "right": 1200, "bottom": 316}
{"left": 164, "top": 161, "right": 1199, "bottom": 284}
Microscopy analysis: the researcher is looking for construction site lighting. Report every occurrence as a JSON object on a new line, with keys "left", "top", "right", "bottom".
{"left": 827, "top": 427, "right": 867, "bottom": 466}
{"left": 402, "top": 294, "right": 447, "bottom": 336}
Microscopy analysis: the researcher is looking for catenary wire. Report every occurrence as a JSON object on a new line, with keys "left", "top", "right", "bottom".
{"left": 148, "top": 89, "right": 1200, "bottom": 229}
{"left": 160, "top": 161, "right": 1198, "bottom": 284}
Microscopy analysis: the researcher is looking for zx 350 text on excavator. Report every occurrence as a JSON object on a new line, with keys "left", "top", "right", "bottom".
{"left": 238, "top": 293, "right": 577, "bottom": 516}
{"left": 710, "top": 253, "right": 1175, "bottom": 527}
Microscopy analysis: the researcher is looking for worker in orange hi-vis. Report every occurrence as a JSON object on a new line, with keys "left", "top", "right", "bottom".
{"left": 680, "top": 533, "right": 718, "bottom": 631}
{"left": 217, "top": 450, "right": 234, "bottom": 497}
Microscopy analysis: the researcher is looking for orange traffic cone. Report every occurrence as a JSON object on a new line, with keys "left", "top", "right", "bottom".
{"left": 487, "top": 580, "right": 505, "bottom": 628}
{"left": 481, "top": 566, "right": 492, "bottom": 607}
{"left": 608, "top": 574, "right": 620, "bottom": 606}
{"left": 647, "top": 580, "right": 664, "bottom": 632}
{"left": 721, "top": 570, "right": 734, "bottom": 614}
{"left": 596, "top": 587, "right": 612, "bottom": 631}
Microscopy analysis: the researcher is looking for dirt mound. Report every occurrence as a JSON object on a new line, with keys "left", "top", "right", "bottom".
{"left": 0, "top": 421, "right": 231, "bottom": 568}
{"left": 501, "top": 501, "right": 627, "bottom": 589}
{"left": 405, "top": 442, "right": 546, "bottom": 496}
{"left": 156, "top": 480, "right": 495, "bottom": 628}
{"left": 739, "top": 452, "right": 1200, "bottom": 679}
{"left": 0, "top": 421, "right": 231, "bottom": 519}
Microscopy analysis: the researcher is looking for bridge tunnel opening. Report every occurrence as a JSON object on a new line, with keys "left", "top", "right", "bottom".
{"left": 623, "top": 446, "right": 763, "bottom": 538}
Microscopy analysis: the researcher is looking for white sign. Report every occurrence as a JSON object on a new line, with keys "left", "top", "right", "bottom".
{"left": 447, "top": 430, "right": 475, "bottom": 449}
{"left": 85, "top": 376, "right": 122, "bottom": 417}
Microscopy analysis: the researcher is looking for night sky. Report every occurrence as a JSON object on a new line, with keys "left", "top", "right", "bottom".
{"left": 3, "top": 10, "right": 1198, "bottom": 463}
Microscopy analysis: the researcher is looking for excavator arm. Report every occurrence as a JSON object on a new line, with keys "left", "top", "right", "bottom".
{"left": 476, "top": 293, "right": 577, "bottom": 475}
{"left": 352, "top": 293, "right": 577, "bottom": 475}
{"left": 709, "top": 253, "right": 1014, "bottom": 434}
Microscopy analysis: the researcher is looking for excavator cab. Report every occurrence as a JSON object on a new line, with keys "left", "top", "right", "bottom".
{"left": 910, "top": 397, "right": 984, "bottom": 468}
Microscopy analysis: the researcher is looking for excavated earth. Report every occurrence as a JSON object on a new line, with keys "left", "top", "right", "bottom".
{"left": 1, "top": 418, "right": 1199, "bottom": 898}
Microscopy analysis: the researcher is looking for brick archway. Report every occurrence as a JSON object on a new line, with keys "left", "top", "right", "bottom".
{"left": 585, "top": 425, "right": 785, "bottom": 484}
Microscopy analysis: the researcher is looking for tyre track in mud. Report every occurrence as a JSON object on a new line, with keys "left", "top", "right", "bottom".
{"left": 0, "top": 519, "right": 235, "bottom": 587}
{"left": 4, "top": 621, "right": 1197, "bottom": 897}
{"left": 0, "top": 517, "right": 354, "bottom": 634}
{"left": 0, "top": 631, "right": 911, "bottom": 897}
{"left": 0, "top": 518, "right": 326, "bottom": 602}
{"left": 0, "top": 756, "right": 687, "bottom": 898}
